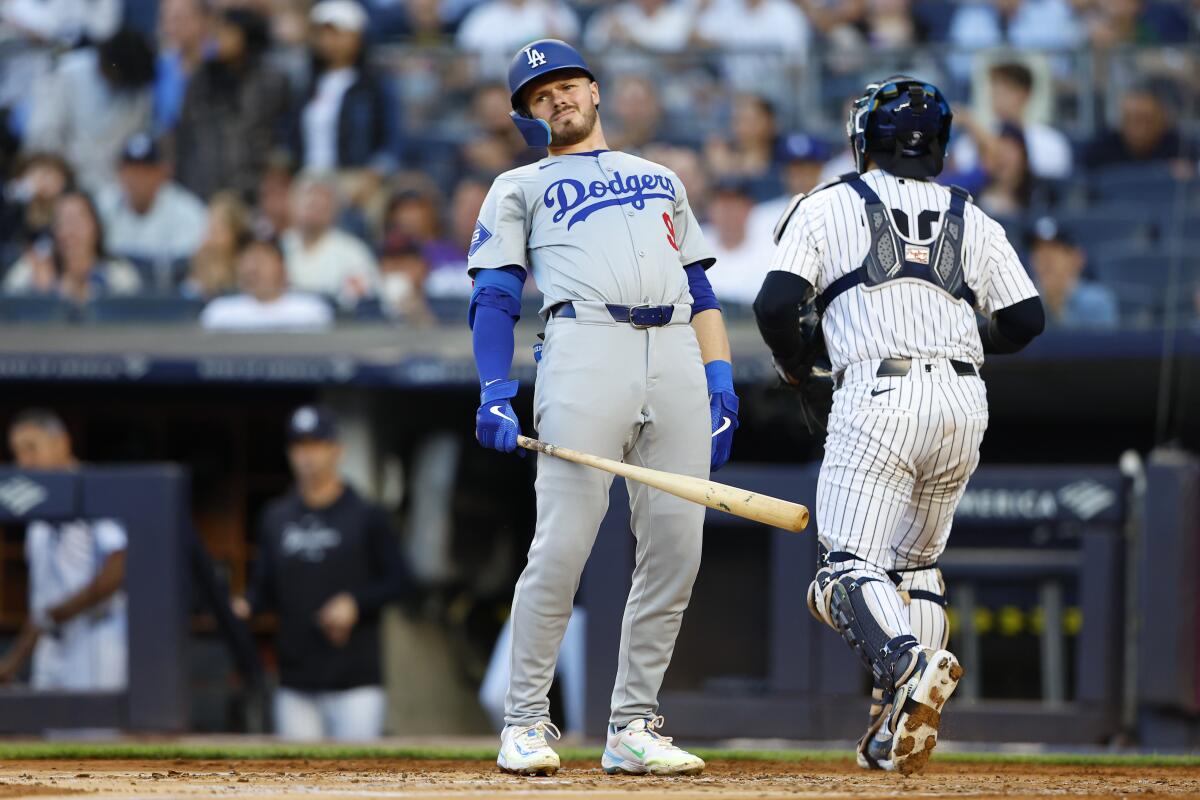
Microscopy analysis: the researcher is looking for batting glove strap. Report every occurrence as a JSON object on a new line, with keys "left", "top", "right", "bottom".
{"left": 704, "top": 359, "right": 734, "bottom": 395}
{"left": 480, "top": 378, "right": 519, "bottom": 403}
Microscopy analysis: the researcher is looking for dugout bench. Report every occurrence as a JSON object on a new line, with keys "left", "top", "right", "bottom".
{"left": 0, "top": 466, "right": 190, "bottom": 732}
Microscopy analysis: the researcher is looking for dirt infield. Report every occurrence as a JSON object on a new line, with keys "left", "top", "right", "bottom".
{"left": 0, "top": 758, "right": 1195, "bottom": 799}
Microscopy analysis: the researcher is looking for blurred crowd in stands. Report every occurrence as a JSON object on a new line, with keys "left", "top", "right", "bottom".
{"left": 0, "top": 0, "right": 1197, "bottom": 331}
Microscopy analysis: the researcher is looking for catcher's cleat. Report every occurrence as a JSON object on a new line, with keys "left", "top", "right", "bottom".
{"left": 867, "top": 649, "right": 964, "bottom": 775}
{"left": 855, "top": 685, "right": 892, "bottom": 770}
{"left": 497, "top": 721, "right": 561, "bottom": 776}
{"left": 602, "top": 716, "right": 705, "bottom": 776}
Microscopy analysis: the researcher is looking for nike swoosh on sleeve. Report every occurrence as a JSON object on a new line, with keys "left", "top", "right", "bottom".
{"left": 711, "top": 416, "right": 732, "bottom": 437}
{"left": 489, "top": 406, "right": 516, "bottom": 424}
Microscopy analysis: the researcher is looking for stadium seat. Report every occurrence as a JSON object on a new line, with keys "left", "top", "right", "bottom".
{"left": 84, "top": 295, "right": 206, "bottom": 324}
{"left": 1091, "top": 251, "right": 1200, "bottom": 324}
{"left": 0, "top": 294, "right": 76, "bottom": 323}
{"left": 343, "top": 297, "right": 389, "bottom": 322}
{"left": 121, "top": 254, "right": 193, "bottom": 293}
{"left": 1055, "top": 211, "right": 1158, "bottom": 250}
{"left": 429, "top": 296, "right": 468, "bottom": 324}
{"left": 1089, "top": 163, "right": 1196, "bottom": 208}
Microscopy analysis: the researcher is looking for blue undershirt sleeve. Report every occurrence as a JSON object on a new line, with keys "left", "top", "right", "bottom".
{"left": 684, "top": 262, "right": 721, "bottom": 314}
{"left": 469, "top": 266, "right": 527, "bottom": 388}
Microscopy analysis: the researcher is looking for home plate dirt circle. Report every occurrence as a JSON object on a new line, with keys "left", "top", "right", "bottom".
{"left": 0, "top": 758, "right": 1196, "bottom": 799}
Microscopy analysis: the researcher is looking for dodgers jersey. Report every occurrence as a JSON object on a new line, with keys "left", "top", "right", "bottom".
{"left": 467, "top": 149, "right": 715, "bottom": 311}
{"left": 771, "top": 169, "right": 1038, "bottom": 372}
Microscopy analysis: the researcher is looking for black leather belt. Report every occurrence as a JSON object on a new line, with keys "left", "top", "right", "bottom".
{"left": 834, "top": 358, "right": 977, "bottom": 389}
{"left": 551, "top": 302, "right": 675, "bottom": 328}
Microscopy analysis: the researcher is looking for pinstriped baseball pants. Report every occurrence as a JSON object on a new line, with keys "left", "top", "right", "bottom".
{"left": 817, "top": 357, "right": 988, "bottom": 571}
{"left": 816, "top": 357, "right": 988, "bottom": 649}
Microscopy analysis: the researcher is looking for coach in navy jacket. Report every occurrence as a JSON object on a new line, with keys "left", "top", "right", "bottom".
{"left": 236, "top": 405, "right": 411, "bottom": 740}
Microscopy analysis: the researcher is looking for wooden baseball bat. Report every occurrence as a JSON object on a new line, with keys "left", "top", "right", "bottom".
{"left": 517, "top": 436, "right": 810, "bottom": 532}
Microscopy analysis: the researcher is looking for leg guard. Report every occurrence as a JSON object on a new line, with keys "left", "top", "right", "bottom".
{"left": 829, "top": 574, "right": 923, "bottom": 693}
{"left": 897, "top": 566, "right": 949, "bottom": 651}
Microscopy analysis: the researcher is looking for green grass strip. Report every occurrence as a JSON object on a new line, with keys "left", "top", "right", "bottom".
{"left": 0, "top": 742, "right": 1194, "bottom": 768}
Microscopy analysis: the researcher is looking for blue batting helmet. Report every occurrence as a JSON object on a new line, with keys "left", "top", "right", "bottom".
{"left": 507, "top": 39, "right": 596, "bottom": 147}
{"left": 847, "top": 76, "right": 953, "bottom": 178}
{"left": 508, "top": 39, "right": 595, "bottom": 113}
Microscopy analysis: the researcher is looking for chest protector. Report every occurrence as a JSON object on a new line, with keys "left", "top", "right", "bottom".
{"left": 815, "top": 176, "right": 976, "bottom": 313}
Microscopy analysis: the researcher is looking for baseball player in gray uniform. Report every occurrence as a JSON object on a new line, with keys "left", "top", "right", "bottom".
{"left": 467, "top": 40, "right": 738, "bottom": 777}
{"left": 753, "top": 77, "right": 1045, "bottom": 775}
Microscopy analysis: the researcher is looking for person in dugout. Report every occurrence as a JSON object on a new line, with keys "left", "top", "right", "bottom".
{"left": 233, "top": 405, "right": 412, "bottom": 740}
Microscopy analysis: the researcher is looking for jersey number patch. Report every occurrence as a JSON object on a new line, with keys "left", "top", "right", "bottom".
{"left": 662, "top": 213, "right": 679, "bottom": 251}
{"left": 891, "top": 209, "right": 941, "bottom": 240}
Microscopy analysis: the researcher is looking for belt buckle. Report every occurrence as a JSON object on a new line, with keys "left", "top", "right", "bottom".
{"left": 627, "top": 304, "right": 659, "bottom": 329}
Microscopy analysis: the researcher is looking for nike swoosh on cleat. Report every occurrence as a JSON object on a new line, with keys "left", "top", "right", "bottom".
{"left": 711, "top": 416, "right": 732, "bottom": 437}
{"left": 490, "top": 406, "right": 516, "bottom": 423}
{"left": 623, "top": 743, "right": 646, "bottom": 759}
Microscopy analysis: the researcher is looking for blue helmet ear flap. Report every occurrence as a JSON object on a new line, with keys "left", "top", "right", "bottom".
{"left": 510, "top": 112, "right": 552, "bottom": 148}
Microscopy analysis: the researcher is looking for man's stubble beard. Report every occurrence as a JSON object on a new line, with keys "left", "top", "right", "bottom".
{"left": 550, "top": 102, "right": 599, "bottom": 147}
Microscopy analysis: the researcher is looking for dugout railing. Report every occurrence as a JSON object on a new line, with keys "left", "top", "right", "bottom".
{"left": 580, "top": 461, "right": 1141, "bottom": 744}
{"left": 0, "top": 466, "right": 190, "bottom": 732}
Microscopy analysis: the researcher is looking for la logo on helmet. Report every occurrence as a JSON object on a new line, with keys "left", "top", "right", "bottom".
{"left": 526, "top": 47, "right": 547, "bottom": 68}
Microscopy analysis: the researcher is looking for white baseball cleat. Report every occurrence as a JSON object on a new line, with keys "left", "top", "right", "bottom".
{"left": 602, "top": 716, "right": 705, "bottom": 776}
{"left": 869, "top": 648, "right": 964, "bottom": 775}
{"left": 497, "top": 721, "right": 561, "bottom": 776}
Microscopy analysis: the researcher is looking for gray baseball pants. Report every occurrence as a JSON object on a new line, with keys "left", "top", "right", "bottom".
{"left": 504, "top": 301, "right": 710, "bottom": 729}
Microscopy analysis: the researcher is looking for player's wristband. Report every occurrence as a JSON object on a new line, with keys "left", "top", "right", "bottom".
{"left": 481, "top": 378, "right": 519, "bottom": 403}
{"left": 704, "top": 360, "right": 734, "bottom": 396}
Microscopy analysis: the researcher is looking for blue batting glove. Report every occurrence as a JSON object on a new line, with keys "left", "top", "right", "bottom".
{"left": 476, "top": 379, "right": 522, "bottom": 453}
{"left": 705, "top": 361, "right": 739, "bottom": 472}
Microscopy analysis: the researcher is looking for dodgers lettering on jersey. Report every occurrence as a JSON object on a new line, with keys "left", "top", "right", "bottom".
{"left": 771, "top": 169, "right": 1038, "bottom": 372}
{"left": 467, "top": 150, "right": 714, "bottom": 312}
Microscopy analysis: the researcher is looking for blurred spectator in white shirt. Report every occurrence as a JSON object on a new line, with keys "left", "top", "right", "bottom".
{"left": 583, "top": 0, "right": 692, "bottom": 52}
{"left": 456, "top": 0, "right": 579, "bottom": 72}
{"left": 703, "top": 179, "right": 776, "bottom": 306}
{"left": 22, "top": 29, "right": 156, "bottom": 194}
{"left": 5, "top": 191, "right": 142, "bottom": 305}
{"left": 693, "top": 0, "right": 809, "bottom": 94}
{"left": 184, "top": 191, "right": 253, "bottom": 300}
{"left": 951, "top": 62, "right": 1073, "bottom": 180}
{"left": 96, "top": 133, "right": 208, "bottom": 264}
{"left": 1, "top": 0, "right": 121, "bottom": 45}
{"left": 949, "top": 0, "right": 1081, "bottom": 52}
{"left": 281, "top": 174, "right": 379, "bottom": 306}
{"left": 202, "top": 238, "right": 333, "bottom": 330}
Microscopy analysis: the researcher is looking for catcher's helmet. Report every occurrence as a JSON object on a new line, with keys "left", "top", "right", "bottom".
{"left": 847, "top": 76, "right": 952, "bottom": 179}
{"left": 507, "top": 39, "right": 595, "bottom": 114}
